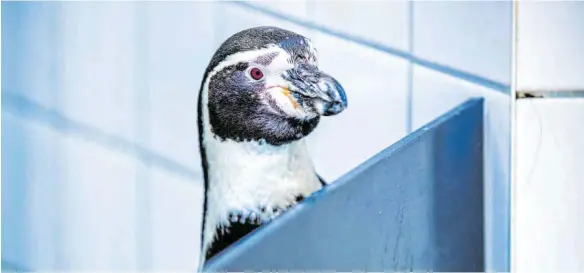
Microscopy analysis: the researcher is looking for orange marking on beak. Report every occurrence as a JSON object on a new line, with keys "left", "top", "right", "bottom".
{"left": 282, "top": 87, "right": 299, "bottom": 108}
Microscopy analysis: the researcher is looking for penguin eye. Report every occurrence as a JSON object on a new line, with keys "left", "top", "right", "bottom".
{"left": 249, "top": 67, "right": 264, "bottom": 80}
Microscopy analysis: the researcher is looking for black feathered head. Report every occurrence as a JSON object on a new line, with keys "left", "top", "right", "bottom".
{"left": 198, "top": 26, "right": 347, "bottom": 146}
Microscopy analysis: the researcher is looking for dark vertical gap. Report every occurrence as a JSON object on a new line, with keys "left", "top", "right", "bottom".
{"left": 134, "top": 2, "right": 152, "bottom": 270}
{"left": 506, "top": 3, "right": 517, "bottom": 272}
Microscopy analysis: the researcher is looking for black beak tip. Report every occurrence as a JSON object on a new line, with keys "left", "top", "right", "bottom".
{"left": 335, "top": 82, "right": 348, "bottom": 108}
{"left": 322, "top": 100, "right": 346, "bottom": 116}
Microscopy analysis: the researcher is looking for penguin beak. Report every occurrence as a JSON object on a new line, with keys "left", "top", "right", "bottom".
{"left": 284, "top": 63, "right": 348, "bottom": 116}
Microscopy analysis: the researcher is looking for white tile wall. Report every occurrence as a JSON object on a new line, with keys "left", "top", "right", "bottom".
{"left": 1, "top": 113, "right": 143, "bottom": 271}
{"left": 251, "top": 0, "right": 310, "bottom": 19}
{"left": 513, "top": 1, "right": 584, "bottom": 271}
{"left": 310, "top": 1, "right": 409, "bottom": 51}
{"left": 307, "top": 33, "right": 409, "bottom": 181}
{"left": 149, "top": 168, "right": 203, "bottom": 271}
{"left": 3, "top": 104, "right": 204, "bottom": 272}
{"left": 59, "top": 133, "right": 139, "bottom": 270}
{"left": 412, "top": 65, "right": 510, "bottom": 272}
{"left": 413, "top": 1, "right": 512, "bottom": 87}
{"left": 514, "top": 98, "right": 584, "bottom": 272}
{"left": 2, "top": 113, "right": 64, "bottom": 270}
{"left": 2, "top": 2, "right": 211, "bottom": 271}
{"left": 58, "top": 2, "right": 139, "bottom": 143}
{"left": 516, "top": 1, "right": 584, "bottom": 90}
{"left": 1, "top": 2, "right": 62, "bottom": 109}
{"left": 214, "top": 3, "right": 314, "bottom": 49}
{"left": 133, "top": 3, "right": 212, "bottom": 270}
{"left": 144, "top": 1, "right": 214, "bottom": 170}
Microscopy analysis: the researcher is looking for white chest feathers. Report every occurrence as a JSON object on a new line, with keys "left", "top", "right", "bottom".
{"left": 201, "top": 135, "right": 322, "bottom": 258}
{"left": 206, "top": 137, "right": 321, "bottom": 208}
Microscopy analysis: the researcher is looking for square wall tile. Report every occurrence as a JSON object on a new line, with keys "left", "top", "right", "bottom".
{"left": 310, "top": 1, "right": 409, "bottom": 51}
{"left": 514, "top": 98, "right": 584, "bottom": 271}
{"left": 517, "top": 2, "right": 584, "bottom": 90}
{"left": 413, "top": 1, "right": 512, "bottom": 87}
{"left": 307, "top": 34, "right": 409, "bottom": 182}
{"left": 412, "top": 65, "right": 510, "bottom": 272}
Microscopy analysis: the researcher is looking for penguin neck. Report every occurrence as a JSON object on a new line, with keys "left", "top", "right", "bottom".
{"left": 200, "top": 135, "right": 322, "bottom": 263}
{"left": 203, "top": 136, "right": 322, "bottom": 211}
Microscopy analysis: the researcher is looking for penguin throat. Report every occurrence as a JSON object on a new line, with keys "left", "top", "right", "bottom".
{"left": 203, "top": 137, "right": 321, "bottom": 209}
{"left": 200, "top": 136, "right": 322, "bottom": 261}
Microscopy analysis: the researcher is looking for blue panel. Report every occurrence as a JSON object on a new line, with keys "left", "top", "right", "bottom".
{"left": 1, "top": 260, "right": 28, "bottom": 273}
{"left": 204, "top": 98, "right": 484, "bottom": 271}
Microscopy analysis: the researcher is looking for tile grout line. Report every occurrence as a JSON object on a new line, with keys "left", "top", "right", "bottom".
{"left": 516, "top": 90, "right": 584, "bottom": 99}
{"left": 230, "top": 1, "right": 510, "bottom": 94}
{"left": 509, "top": 2, "right": 518, "bottom": 271}
{"left": 1, "top": 91, "right": 202, "bottom": 181}
{"left": 52, "top": 3, "right": 66, "bottom": 269}
{"left": 406, "top": 1, "right": 414, "bottom": 133}
{"left": 134, "top": 3, "right": 153, "bottom": 270}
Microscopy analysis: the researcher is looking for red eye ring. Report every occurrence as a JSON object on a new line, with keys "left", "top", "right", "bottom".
{"left": 249, "top": 67, "right": 264, "bottom": 80}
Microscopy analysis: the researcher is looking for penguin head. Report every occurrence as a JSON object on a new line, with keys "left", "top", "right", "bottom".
{"left": 201, "top": 26, "right": 347, "bottom": 146}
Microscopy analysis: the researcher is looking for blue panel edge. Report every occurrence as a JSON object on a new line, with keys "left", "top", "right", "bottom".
{"left": 1, "top": 260, "right": 28, "bottom": 273}
{"left": 203, "top": 97, "right": 485, "bottom": 271}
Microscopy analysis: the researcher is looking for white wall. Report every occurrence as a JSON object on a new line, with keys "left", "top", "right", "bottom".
{"left": 2, "top": 1, "right": 512, "bottom": 271}
{"left": 2, "top": 2, "right": 212, "bottom": 270}
{"left": 517, "top": 1, "right": 584, "bottom": 91}
{"left": 513, "top": 1, "right": 584, "bottom": 272}
{"left": 514, "top": 99, "right": 584, "bottom": 272}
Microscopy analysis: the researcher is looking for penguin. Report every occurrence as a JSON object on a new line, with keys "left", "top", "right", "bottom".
{"left": 197, "top": 26, "right": 347, "bottom": 268}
